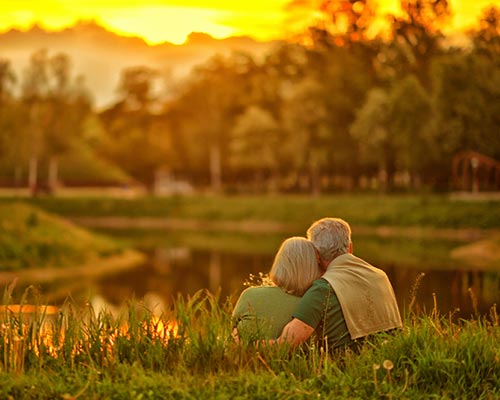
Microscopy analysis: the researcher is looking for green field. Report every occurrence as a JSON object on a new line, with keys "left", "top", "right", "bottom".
{"left": 3, "top": 193, "right": 500, "bottom": 230}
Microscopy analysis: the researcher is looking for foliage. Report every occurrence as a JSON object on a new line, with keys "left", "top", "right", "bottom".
{"left": 0, "top": 5, "right": 499, "bottom": 193}
{"left": 351, "top": 75, "right": 433, "bottom": 188}
{"left": 0, "top": 288, "right": 498, "bottom": 399}
{"left": 18, "top": 49, "right": 94, "bottom": 193}
{"left": 98, "top": 66, "right": 173, "bottom": 190}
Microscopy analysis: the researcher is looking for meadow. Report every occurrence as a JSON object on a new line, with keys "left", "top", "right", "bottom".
{"left": 0, "top": 287, "right": 498, "bottom": 399}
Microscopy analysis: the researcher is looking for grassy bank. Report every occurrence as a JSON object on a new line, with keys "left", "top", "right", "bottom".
{"left": 0, "top": 290, "right": 498, "bottom": 399}
{"left": 3, "top": 193, "right": 500, "bottom": 230}
{"left": 0, "top": 203, "right": 126, "bottom": 271}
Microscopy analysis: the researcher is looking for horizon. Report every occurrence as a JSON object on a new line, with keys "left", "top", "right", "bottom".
{"left": 0, "top": 0, "right": 497, "bottom": 45}
{"left": 0, "top": 19, "right": 273, "bottom": 47}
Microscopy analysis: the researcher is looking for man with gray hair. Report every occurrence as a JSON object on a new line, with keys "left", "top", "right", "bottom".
{"left": 274, "top": 217, "right": 402, "bottom": 350}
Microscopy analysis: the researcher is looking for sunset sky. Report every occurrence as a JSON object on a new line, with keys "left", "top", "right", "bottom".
{"left": 0, "top": 0, "right": 496, "bottom": 45}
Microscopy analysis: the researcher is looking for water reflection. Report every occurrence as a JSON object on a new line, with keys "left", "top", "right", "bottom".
{"left": 2, "top": 235, "right": 499, "bottom": 320}
{"left": 385, "top": 266, "right": 499, "bottom": 318}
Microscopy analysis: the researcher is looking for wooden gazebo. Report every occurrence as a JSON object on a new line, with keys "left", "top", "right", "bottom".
{"left": 451, "top": 151, "right": 500, "bottom": 192}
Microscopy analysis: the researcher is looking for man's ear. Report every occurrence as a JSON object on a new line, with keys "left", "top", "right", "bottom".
{"left": 349, "top": 242, "right": 353, "bottom": 254}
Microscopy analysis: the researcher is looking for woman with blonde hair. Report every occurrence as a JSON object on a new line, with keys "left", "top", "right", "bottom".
{"left": 232, "top": 236, "right": 322, "bottom": 341}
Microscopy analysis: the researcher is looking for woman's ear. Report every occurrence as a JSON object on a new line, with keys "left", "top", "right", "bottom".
{"left": 349, "top": 242, "right": 353, "bottom": 254}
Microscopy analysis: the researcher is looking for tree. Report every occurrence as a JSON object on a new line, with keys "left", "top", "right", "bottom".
{"left": 286, "top": 0, "right": 378, "bottom": 46}
{"left": 18, "top": 50, "right": 93, "bottom": 194}
{"left": 0, "top": 59, "right": 16, "bottom": 101}
{"left": 282, "top": 77, "right": 330, "bottom": 195}
{"left": 99, "top": 65, "right": 173, "bottom": 190}
{"left": 383, "top": 0, "right": 451, "bottom": 88}
{"left": 430, "top": 52, "right": 500, "bottom": 185}
{"left": 0, "top": 59, "right": 26, "bottom": 185}
{"left": 20, "top": 49, "right": 50, "bottom": 194}
{"left": 350, "top": 75, "right": 432, "bottom": 190}
{"left": 117, "top": 66, "right": 159, "bottom": 110}
{"left": 229, "top": 105, "right": 282, "bottom": 192}
{"left": 386, "top": 75, "right": 432, "bottom": 184}
{"left": 173, "top": 54, "right": 248, "bottom": 192}
{"left": 45, "top": 54, "right": 93, "bottom": 190}
{"left": 471, "top": 6, "right": 500, "bottom": 59}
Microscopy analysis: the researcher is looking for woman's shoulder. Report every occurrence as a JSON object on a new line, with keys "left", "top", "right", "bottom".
{"left": 238, "top": 285, "right": 299, "bottom": 301}
{"left": 239, "top": 285, "right": 281, "bottom": 296}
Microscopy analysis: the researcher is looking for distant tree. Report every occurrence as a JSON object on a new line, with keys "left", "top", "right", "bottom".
{"left": 117, "top": 66, "right": 159, "bottom": 110}
{"left": 173, "top": 54, "right": 248, "bottom": 192}
{"left": 20, "top": 49, "right": 50, "bottom": 194}
{"left": 387, "top": 75, "right": 432, "bottom": 185}
{"left": 99, "top": 65, "right": 172, "bottom": 190}
{"left": 18, "top": 50, "right": 93, "bottom": 194}
{"left": 286, "top": 0, "right": 378, "bottom": 45}
{"left": 0, "top": 59, "right": 25, "bottom": 184}
{"left": 282, "top": 77, "right": 330, "bottom": 195}
{"left": 470, "top": 6, "right": 500, "bottom": 59}
{"left": 284, "top": 1, "right": 382, "bottom": 190}
{"left": 430, "top": 52, "right": 500, "bottom": 182}
{"left": 318, "top": 45, "right": 375, "bottom": 188}
{"left": 45, "top": 54, "right": 93, "bottom": 190}
{"left": 350, "top": 75, "right": 432, "bottom": 190}
{"left": 0, "top": 59, "right": 16, "bottom": 101}
{"left": 229, "top": 105, "right": 282, "bottom": 192}
{"left": 350, "top": 88, "right": 392, "bottom": 188}
{"left": 383, "top": 0, "right": 451, "bottom": 88}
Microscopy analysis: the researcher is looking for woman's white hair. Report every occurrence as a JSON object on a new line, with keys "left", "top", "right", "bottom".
{"left": 269, "top": 236, "right": 322, "bottom": 296}
{"left": 306, "top": 218, "right": 351, "bottom": 263}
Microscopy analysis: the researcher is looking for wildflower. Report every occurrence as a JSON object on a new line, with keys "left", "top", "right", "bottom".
{"left": 382, "top": 359, "right": 394, "bottom": 370}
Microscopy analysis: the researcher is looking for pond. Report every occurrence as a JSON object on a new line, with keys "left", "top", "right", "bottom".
{"left": 4, "top": 229, "right": 500, "bottom": 319}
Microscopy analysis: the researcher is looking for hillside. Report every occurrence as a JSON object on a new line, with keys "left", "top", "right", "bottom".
{"left": 0, "top": 20, "right": 279, "bottom": 108}
{"left": 0, "top": 202, "right": 129, "bottom": 271}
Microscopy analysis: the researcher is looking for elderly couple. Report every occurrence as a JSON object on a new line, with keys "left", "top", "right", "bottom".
{"left": 232, "top": 217, "right": 402, "bottom": 350}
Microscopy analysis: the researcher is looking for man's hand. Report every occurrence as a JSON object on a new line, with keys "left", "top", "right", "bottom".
{"left": 275, "top": 318, "right": 314, "bottom": 347}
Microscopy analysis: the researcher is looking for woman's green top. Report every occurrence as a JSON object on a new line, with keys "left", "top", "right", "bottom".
{"left": 232, "top": 286, "right": 301, "bottom": 340}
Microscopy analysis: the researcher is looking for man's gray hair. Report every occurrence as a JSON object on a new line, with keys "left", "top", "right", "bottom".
{"left": 306, "top": 218, "right": 351, "bottom": 262}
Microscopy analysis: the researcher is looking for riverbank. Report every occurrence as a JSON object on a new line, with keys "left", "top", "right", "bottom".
{"left": 3, "top": 194, "right": 499, "bottom": 271}
{"left": 0, "top": 203, "right": 144, "bottom": 281}
{"left": 4, "top": 193, "right": 499, "bottom": 229}
{"left": 0, "top": 248, "right": 144, "bottom": 283}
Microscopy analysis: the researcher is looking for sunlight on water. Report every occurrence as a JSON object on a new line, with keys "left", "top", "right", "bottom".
{"left": 0, "top": 304, "right": 179, "bottom": 371}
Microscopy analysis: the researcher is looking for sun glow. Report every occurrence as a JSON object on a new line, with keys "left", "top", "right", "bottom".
{"left": 100, "top": 6, "right": 236, "bottom": 45}
{"left": 0, "top": 0, "right": 497, "bottom": 45}
{"left": 0, "top": 305, "right": 180, "bottom": 370}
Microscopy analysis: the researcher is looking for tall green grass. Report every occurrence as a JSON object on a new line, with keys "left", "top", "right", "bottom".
{"left": 0, "top": 284, "right": 498, "bottom": 399}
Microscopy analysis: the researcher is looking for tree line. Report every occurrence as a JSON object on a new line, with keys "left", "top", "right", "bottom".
{"left": 0, "top": 0, "right": 499, "bottom": 195}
